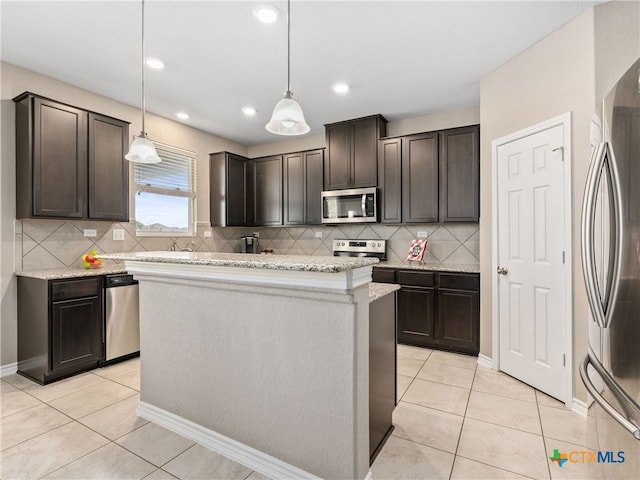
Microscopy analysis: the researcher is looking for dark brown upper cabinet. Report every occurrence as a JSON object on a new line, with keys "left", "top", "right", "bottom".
{"left": 324, "top": 115, "right": 387, "bottom": 190}
{"left": 251, "top": 155, "right": 283, "bottom": 226}
{"left": 14, "top": 93, "right": 130, "bottom": 221}
{"left": 402, "top": 132, "right": 439, "bottom": 223}
{"left": 210, "top": 151, "right": 250, "bottom": 227}
{"left": 284, "top": 149, "right": 324, "bottom": 225}
{"left": 440, "top": 125, "right": 480, "bottom": 222}
{"left": 378, "top": 125, "right": 480, "bottom": 224}
{"left": 88, "top": 113, "right": 129, "bottom": 221}
{"left": 377, "top": 137, "right": 402, "bottom": 224}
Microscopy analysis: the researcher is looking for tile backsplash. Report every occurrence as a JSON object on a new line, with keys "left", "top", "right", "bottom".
{"left": 15, "top": 219, "right": 479, "bottom": 270}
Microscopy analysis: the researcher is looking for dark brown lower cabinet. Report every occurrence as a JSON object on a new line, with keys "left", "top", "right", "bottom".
{"left": 397, "top": 286, "right": 435, "bottom": 346}
{"left": 374, "top": 268, "right": 479, "bottom": 355}
{"left": 18, "top": 276, "right": 103, "bottom": 384}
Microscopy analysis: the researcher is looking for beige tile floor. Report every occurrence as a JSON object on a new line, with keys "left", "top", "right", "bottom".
{"left": 1, "top": 349, "right": 594, "bottom": 480}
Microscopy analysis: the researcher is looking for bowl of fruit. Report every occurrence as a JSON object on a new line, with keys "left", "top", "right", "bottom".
{"left": 82, "top": 250, "right": 104, "bottom": 269}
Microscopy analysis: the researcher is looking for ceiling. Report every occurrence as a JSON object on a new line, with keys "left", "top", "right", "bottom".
{"left": 1, "top": 1, "right": 600, "bottom": 146}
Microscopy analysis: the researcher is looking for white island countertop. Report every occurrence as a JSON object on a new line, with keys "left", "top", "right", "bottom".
{"left": 98, "top": 251, "right": 379, "bottom": 273}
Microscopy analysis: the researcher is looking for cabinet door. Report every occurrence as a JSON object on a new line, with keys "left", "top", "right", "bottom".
{"left": 284, "top": 153, "right": 304, "bottom": 225}
{"left": 33, "top": 97, "right": 87, "bottom": 218}
{"left": 324, "top": 123, "right": 351, "bottom": 190}
{"left": 351, "top": 117, "right": 379, "bottom": 188}
{"left": 436, "top": 288, "right": 479, "bottom": 354}
{"left": 378, "top": 138, "right": 402, "bottom": 223}
{"left": 304, "top": 150, "right": 324, "bottom": 224}
{"left": 440, "top": 125, "right": 479, "bottom": 222}
{"left": 226, "top": 153, "right": 248, "bottom": 226}
{"left": 88, "top": 113, "right": 129, "bottom": 221}
{"left": 397, "top": 286, "right": 435, "bottom": 347}
{"left": 253, "top": 155, "right": 283, "bottom": 226}
{"left": 51, "top": 296, "right": 102, "bottom": 372}
{"left": 402, "top": 133, "right": 439, "bottom": 223}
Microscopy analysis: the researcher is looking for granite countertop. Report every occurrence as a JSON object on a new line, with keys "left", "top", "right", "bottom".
{"left": 15, "top": 264, "right": 127, "bottom": 280}
{"left": 99, "top": 251, "right": 379, "bottom": 273}
{"left": 369, "top": 282, "right": 400, "bottom": 302}
{"left": 376, "top": 261, "right": 480, "bottom": 273}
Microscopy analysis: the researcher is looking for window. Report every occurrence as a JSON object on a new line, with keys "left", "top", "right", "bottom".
{"left": 134, "top": 143, "right": 196, "bottom": 236}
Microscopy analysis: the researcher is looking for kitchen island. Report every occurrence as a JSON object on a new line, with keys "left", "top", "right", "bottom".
{"left": 98, "top": 251, "right": 381, "bottom": 480}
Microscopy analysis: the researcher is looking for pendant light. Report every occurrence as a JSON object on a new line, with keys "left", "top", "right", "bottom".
{"left": 125, "top": 0, "right": 161, "bottom": 163}
{"left": 265, "top": 0, "right": 310, "bottom": 136}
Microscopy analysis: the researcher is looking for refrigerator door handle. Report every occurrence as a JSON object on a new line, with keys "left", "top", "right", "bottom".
{"left": 580, "top": 142, "right": 623, "bottom": 328}
{"left": 580, "top": 353, "right": 640, "bottom": 440}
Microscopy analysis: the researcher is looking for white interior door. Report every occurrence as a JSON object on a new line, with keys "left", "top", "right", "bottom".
{"left": 496, "top": 123, "right": 568, "bottom": 402}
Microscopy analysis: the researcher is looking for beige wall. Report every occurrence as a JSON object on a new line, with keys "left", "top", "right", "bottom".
{"left": 247, "top": 106, "right": 480, "bottom": 158}
{"left": 479, "top": 0, "right": 639, "bottom": 403}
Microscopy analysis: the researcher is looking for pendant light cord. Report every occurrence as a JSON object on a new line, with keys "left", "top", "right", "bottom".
{"left": 141, "top": 0, "right": 146, "bottom": 135}
{"left": 287, "top": 0, "right": 291, "bottom": 93}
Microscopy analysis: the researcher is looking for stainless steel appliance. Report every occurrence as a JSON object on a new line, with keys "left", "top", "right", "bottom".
{"left": 580, "top": 57, "right": 640, "bottom": 476}
{"left": 322, "top": 187, "right": 377, "bottom": 224}
{"left": 104, "top": 274, "right": 140, "bottom": 364}
{"left": 332, "top": 239, "right": 386, "bottom": 260}
{"left": 240, "top": 235, "right": 259, "bottom": 253}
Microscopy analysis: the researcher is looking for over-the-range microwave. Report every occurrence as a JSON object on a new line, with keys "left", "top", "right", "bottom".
{"left": 321, "top": 187, "right": 377, "bottom": 224}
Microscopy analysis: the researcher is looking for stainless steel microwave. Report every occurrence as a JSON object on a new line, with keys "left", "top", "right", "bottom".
{"left": 321, "top": 187, "right": 377, "bottom": 224}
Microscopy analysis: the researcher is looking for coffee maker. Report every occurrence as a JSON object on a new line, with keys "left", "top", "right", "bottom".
{"left": 240, "top": 235, "right": 259, "bottom": 254}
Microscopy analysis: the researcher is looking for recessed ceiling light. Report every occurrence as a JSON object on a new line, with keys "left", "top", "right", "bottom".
{"left": 176, "top": 112, "right": 190, "bottom": 120}
{"left": 333, "top": 82, "right": 350, "bottom": 94}
{"left": 146, "top": 57, "right": 165, "bottom": 70}
{"left": 253, "top": 4, "right": 279, "bottom": 23}
{"left": 242, "top": 106, "right": 257, "bottom": 116}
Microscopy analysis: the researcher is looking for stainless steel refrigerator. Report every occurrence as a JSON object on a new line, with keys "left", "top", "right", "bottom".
{"left": 581, "top": 57, "right": 640, "bottom": 478}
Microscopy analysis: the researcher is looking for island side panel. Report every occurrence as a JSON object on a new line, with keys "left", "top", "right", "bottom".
{"left": 137, "top": 275, "right": 370, "bottom": 480}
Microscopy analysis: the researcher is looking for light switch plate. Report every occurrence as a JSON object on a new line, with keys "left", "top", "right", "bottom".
{"left": 315, "top": 231, "right": 323, "bottom": 238}
{"left": 112, "top": 229, "right": 125, "bottom": 241}
{"left": 84, "top": 229, "right": 97, "bottom": 237}
{"left": 417, "top": 231, "right": 429, "bottom": 238}
{"left": 203, "top": 230, "right": 212, "bottom": 238}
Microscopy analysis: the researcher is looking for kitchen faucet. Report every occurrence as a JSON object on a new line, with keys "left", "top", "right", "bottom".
{"left": 169, "top": 240, "right": 193, "bottom": 252}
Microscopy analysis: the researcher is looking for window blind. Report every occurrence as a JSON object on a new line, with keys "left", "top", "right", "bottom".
{"left": 134, "top": 144, "right": 196, "bottom": 197}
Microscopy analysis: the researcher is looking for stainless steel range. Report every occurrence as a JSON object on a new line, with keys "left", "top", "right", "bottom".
{"left": 332, "top": 239, "right": 386, "bottom": 260}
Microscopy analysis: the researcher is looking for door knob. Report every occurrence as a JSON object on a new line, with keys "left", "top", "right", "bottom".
{"left": 497, "top": 266, "right": 509, "bottom": 275}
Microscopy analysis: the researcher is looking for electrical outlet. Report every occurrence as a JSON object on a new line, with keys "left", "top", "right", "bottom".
{"left": 112, "top": 229, "right": 125, "bottom": 241}
{"left": 84, "top": 229, "right": 97, "bottom": 237}
{"left": 315, "top": 231, "right": 323, "bottom": 238}
{"left": 417, "top": 231, "right": 429, "bottom": 238}
{"left": 203, "top": 230, "right": 212, "bottom": 238}
{"left": 252, "top": 231, "right": 260, "bottom": 238}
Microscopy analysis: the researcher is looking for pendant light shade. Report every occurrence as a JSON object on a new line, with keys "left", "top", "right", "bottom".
{"left": 125, "top": 134, "right": 161, "bottom": 163}
{"left": 266, "top": 90, "right": 310, "bottom": 135}
{"left": 266, "top": 0, "right": 309, "bottom": 136}
{"left": 126, "top": 0, "right": 160, "bottom": 164}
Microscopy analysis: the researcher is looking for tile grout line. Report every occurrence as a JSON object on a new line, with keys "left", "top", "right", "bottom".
{"left": 447, "top": 362, "right": 476, "bottom": 480}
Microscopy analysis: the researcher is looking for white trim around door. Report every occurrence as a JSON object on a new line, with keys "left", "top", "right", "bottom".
{"left": 491, "top": 112, "right": 573, "bottom": 408}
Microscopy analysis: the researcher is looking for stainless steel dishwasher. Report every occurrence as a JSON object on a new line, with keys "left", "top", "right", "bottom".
{"left": 104, "top": 273, "right": 140, "bottom": 364}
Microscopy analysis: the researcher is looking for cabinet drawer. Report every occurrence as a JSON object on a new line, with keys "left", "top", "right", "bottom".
{"left": 51, "top": 277, "right": 101, "bottom": 302}
{"left": 439, "top": 273, "right": 479, "bottom": 291}
{"left": 372, "top": 268, "right": 396, "bottom": 283}
{"left": 397, "top": 270, "right": 435, "bottom": 287}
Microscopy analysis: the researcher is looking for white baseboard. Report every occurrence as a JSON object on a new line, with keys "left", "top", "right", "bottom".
{"left": 572, "top": 397, "right": 589, "bottom": 417}
{"left": 0, "top": 362, "right": 18, "bottom": 378}
{"left": 476, "top": 353, "right": 493, "bottom": 369}
{"left": 137, "top": 401, "right": 322, "bottom": 480}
